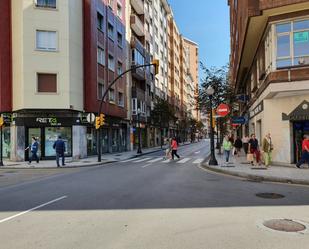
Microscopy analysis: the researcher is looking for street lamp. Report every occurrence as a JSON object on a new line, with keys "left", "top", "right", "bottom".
{"left": 175, "top": 120, "right": 179, "bottom": 141}
{"left": 206, "top": 86, "right": 218, "bottom": 166}
{"left": 137, "top": 108, "right": 142, "bottom": 154}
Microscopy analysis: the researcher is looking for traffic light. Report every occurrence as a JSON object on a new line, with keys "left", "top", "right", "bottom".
{"left": 95, "top": 116, "right": 101, "bottom": 130}
{"left": 212, "top": 109, "right": 216, "bottom": 128}
{"left": 100, "top": 113, "right": 105, "bottom": 126}
{"left": 0, "top": 117, "right": 3, "bottom": 127}
{"left": 152, "top": 59, "right": 159, "bottom": 75}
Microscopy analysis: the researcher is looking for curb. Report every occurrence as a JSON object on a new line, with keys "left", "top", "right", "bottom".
{"left": 0, "top": 160, "right": 116, "bottom": 170}
{"left": 201, "top": 164, "right": 309, "bottom": 186}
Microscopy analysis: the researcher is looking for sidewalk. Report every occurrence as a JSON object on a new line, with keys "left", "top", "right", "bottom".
{"left": 0, "top": 142, "right": 192, "bottom": 169}
{"left": 203, "top": 152, "right": 309, "bottom": 186}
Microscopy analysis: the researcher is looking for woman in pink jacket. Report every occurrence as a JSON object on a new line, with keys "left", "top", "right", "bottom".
{"left": 171, "top": 137, "right": 180, "bottom": 160}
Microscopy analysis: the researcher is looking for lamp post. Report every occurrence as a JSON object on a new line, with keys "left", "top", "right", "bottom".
{"left": 137, "top": 108, "right": 142, "bottom": 154}
{"left": 175, "top": 120, "right": 179, "bottom": 142}
{"left": 206, "top": 86, "right": 218, "bottom": 165}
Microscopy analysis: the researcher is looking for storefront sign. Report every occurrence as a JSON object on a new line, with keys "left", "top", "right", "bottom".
{"left": 282, "top": 100, "right": 309, "bottom": 121}
{"left": 15, "top": 117, "right": 81, "bottom": 127}
{"left": 294, "top": 31, "right": 309, "bottom": 43}
{"left": 231, "top": 116, "right": 247, "bottom": 125}
{"left": 249, "top": 101, "right": 264, "bottom": 119}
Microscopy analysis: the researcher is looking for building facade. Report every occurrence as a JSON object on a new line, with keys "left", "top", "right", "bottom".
{"left": 229, "top": 0, "right": 309, "bottom": 164}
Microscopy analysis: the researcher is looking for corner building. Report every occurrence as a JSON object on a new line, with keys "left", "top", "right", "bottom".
{"left": 1, "top": 0, "right": 128, "bottom": 161}
{"left": 229, "top": 0, "right": 309, "bottom": 164}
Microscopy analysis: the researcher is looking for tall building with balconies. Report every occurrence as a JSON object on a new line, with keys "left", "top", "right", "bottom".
{"left": 228, "top": 0, "right": 309, "bottom": 164}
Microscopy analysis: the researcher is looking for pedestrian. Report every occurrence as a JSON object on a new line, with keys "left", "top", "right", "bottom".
{"left": 296, "top": 134, "right": 309, "bottom": 168}
{"left": 229, "top": 134, "right": 235, "bottom": 145}
{"left": 164, "top": 138, "right": 172, "bottom": 159}
{"left": 25, "top": 136, "right": 39, "bottom": 165}
{"left": 248, "top": 134, "right": 261, "bottom": 166}
{"left": 223, "top": 135, "right": 233, "bottom": 164}
{"left": 262, "top": 133, "right": 273, "bottom": 167}
{"left": 53, "top": 135, "right": 66, "bottom": 167}
{"left": 234, "top": 136, "right": 243, "bottom": 157}
{"left": 242, "top": 135, "right": 249, "bottom": 154}
{"left": 171, "top": 137, "right": 180, "bottom": 160}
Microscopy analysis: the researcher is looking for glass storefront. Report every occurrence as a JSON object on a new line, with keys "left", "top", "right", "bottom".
{"left": 2, "top": 127, "right": 11, "bottom": 158}
{"left": 87, "top": 127, "right": 97, "bottom": 155}
{"left": 45, "top": 127, "right": 72, "bottom": 157}
{"left": 294, "top": 121, "right": 309, "bottom": 163}
{"left": 28, "top": 128, "right": 42, "bottom": 158}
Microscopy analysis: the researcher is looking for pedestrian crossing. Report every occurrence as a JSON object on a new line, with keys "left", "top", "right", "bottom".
{"left": 120, "top": 156, "right": 204, "bottom": 165}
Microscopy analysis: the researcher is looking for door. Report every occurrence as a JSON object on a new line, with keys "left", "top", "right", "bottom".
{"left": 294, "top": 121, "right": 309, "bottom": 163}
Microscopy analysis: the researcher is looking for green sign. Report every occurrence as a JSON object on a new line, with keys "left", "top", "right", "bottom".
{"left": 294, "top": 31, "right": 309, "bottom": 43}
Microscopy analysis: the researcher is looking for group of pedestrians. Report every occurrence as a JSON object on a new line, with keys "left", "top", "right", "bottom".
{"left": 222, "top": 133, "right": 273, "bottom": 167}
{"left": 26, "top": 135, "right": 66, "bottom": 167}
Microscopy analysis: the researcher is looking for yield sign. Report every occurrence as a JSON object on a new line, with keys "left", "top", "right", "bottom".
{"left": 216, "top": 103, "right": 230, "bottom": 117}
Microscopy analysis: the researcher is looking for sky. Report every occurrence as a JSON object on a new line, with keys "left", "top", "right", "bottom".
{"left": 168, "top": 0, "right": 230, "bottom": 69}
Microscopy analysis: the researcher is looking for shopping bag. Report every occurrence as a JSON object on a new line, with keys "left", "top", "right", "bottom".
{"left": 247, "top": 153, "right": 254, "bottom": 162}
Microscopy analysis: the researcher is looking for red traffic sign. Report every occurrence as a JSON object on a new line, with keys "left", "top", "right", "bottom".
{"left": 216, "top": 104, "right": 230, "bottom": 117}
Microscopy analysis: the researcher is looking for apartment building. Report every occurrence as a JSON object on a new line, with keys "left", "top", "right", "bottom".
{"left": 229, "top": 0, "right": 309, "bottom": 164}
{"left": 0, "top": 0, "right": 128, "bottom": 161}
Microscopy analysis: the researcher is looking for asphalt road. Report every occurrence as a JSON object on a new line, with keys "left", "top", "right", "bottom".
{"left": 1, "top": 140, "right": 309, "bottom": 249}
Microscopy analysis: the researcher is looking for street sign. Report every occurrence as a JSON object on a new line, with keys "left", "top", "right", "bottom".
{"left": 216, "top": 103, "right": 230, "bottom": 117}
{"left": 86, "top": 113, "right": 95, "bottom": 124}
{"left": 231, "top": 116, "right": 247, "bottom": 124}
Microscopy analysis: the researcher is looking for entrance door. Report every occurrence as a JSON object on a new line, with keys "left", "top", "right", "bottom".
{"left": 293, "top": 121, "right": 309, "bottom": 163}
{"left": 26, "top": 128, "right": 42, "bottom": 161}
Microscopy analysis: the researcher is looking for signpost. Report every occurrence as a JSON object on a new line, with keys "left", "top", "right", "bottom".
{"left": 216, "top": 103, "right": 230, "bottom": 117}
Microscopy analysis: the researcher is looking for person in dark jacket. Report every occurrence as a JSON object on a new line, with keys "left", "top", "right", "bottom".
{"left": 53, "top": 135, "right": 66, "bottom": 167}
{"left": 25, "top": 136, "right": 39, "bottom": 164}
{"left": 234, "top": 136, "right": 243, "bottom": 157}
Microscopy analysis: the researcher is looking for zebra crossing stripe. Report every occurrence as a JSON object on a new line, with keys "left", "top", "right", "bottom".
{"left": 148, "top": 158, "right": 163, "bottom": 163}
{"left": 121, "top": 158, "right": 140, "bottom": 163}
{"left": 134, "top": 157, "right": 151, "bottom": 163}
{"left": 193, "top": 158, "right": 204, "bottom": 164}
{"left": 177, "top": 158, "right": 191, "bottom": 164}
{"left": 163, "top": 159, "right": 171, "bottom": 163}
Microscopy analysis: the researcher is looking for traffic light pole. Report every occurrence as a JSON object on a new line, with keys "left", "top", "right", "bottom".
{"left": 209, "top": 96, "right": 218, "bottom": 166}
{"left": 97, "top": 62, "right": 158, "bottom": 162}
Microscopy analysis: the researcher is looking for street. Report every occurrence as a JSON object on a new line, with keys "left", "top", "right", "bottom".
{"left": 1, "top": 141, "right": 309, "bottom": 249}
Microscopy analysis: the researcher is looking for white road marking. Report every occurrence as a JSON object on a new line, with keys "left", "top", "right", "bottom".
{"left": 148, "top": 158, "right": 163, "bottom": 163}
{"left": 193, "top": 158, "right": 204, "bottom": 164}
{"left": 135, "top": 157, "right": 151, "bottom": 163}
{"left": 120, "top": 158, "right": 140, "bottom": 163}
{"left": 163, "top": 159, "right": 171, "bottom": 163}
{"left": 195, "top": 151, "right": 201, "bottom": 154}
{"left": 177, "top": 158, "right": 191, "bottom": 164}
{"left": 0, "top": 196, "right": 67, "bottom": 224}
{"left": 141, "top": 164, "right": 152, "bottom": 168}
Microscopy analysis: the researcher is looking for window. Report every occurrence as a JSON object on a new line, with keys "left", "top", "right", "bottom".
{"left": 97, "top": 47, "right": 105, "bottom": 65}
{"left": 117, "top": 3, "right": 122, "bottom": 18}
{"left": 98, "top": 82, "right": 104, "bottom": 100}
{"left": 109, "top": 88, "right": 115, "bottom": 102}
{"left": 108, "top": 54, "right": 115, "bottom": 71}
{"left": 108, "top": 22, "right": 114, "bottom": 40}
{"left": 117, "top": 32, "right": 123, "bottom": 47}
{"left": 97, "top": 12, "right": 103, "bottom": 31}
{"left": 36, "top": 30, "right": 57, "bottom": 51}
{"left": 118, "top": 92, "right": 124, "bottom": 107}
{"left": 132, "top": 49, "right": 145, "bottom": 65}
{"left": 35, "top": 0, "right": 56, "bottom": 8}
{"left": 276, "top": 19, "right": 309, "bottom": 68}
{"left": 108, "top": 0, "right": 113, "bottom": 8}
{"left": 117, "top": 61, "right": 123, "bottom": 75}
{"left": 37, "top": 73, "right": 57, "bottom": 93}
{"left": 132, "top": 98, "right": 137, "bottom": 114}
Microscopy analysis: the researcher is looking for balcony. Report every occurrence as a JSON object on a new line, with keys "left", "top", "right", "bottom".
{"left": 131, "top": 0, "right": 144, "bottom": 15}
{"left": 130, "top": 14, "right": 144, "bottom": 37}
{"left": 131, "top": 63, "right": 146, "bottom": 80}
{"left": 132, "top": 87, "right": 146, "bottom": 100}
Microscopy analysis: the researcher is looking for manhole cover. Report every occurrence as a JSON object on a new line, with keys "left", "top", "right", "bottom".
{"left": 256, "top": 193, "right": 285, "bottom": 199}
{"left": 263, "top": 219, "right": 306, "bottom": 232}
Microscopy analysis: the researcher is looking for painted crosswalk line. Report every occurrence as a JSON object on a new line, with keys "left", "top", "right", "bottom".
{"left": 134, "top": 157, "right": 152, "bottom": 163}
{"left": 120, "top": 158, "right": 141, "bottom": 163}
{"left": 192, "top": 158, "right": 204, "bottom": 164}
{"left": 162, "top": 159, "right": 171, "bottom": 163}
{"left": 177, "top": 158, "right": 191, "bottom": 164}
{"left": 148, "top": 157, "right": 163, "bottom": 163}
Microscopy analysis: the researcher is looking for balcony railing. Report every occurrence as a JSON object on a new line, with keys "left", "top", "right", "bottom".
{"left": 130, "top": 14, "right": 144, "bottom": 37}
{"left": 131, "top": 0, "right": 144, "bottom": 15}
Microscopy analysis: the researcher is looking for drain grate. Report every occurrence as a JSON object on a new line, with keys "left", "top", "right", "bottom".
{"left": 256, "top": 193, "right": 285, "bottom": 199}
{"left": 263, "top": 219, "right": 306, "bottom": 232}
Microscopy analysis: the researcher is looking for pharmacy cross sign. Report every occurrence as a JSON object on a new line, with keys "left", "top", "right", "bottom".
{"left": 216, "top": 103, "right": 230, "bottom": 117}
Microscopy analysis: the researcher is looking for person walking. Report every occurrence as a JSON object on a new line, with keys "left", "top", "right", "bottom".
{"left": 248, "top": 134, "right": 261, "bottom": 166}
{"left": 223, "top": 135, "right": 233, "bottom": 164}
{"left": 25, "top": 136, "right": 39, "bottom": 164}
{"left": 171, "top": 137, "right": 180, "bottom": 160}
{"left": 234, "top": 136, "right": 243, "bottom": 157}
{"left": 53, "top": 135, "right": 66, "bottom": 167}
{"left": 262, "top": 133, "right": 273, "bottom": 167}
{"left": 242, "top": 135, "right": 249, "bottom": 154}
{"left": 164, "top": 138, "right": 172, "bottom": 159}
{"left": 296, "top": 134, "right": 309, "bottom": 168}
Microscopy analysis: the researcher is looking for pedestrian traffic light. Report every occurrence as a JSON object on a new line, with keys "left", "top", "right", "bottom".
{"left": 0, "top": 117, "right": 4, "bottom": 127}
{"left": 212, "top": 109, "right": 216, "bottom": 128}
{"left": 95, "top": 116, "right": 101, "bottom": 130}
{"left": 152, "top": 59, "right": 159, "bottom": 75}
{"left": 100, "top": 113, "right": 105, "bottom": 126}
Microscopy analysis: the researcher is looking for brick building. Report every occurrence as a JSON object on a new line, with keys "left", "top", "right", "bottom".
{"left": 228, "top": 0, "right": 309, "bottom": 163}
